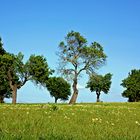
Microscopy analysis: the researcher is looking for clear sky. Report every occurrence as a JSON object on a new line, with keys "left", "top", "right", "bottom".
{"left": 0, "top": 0, "right": 140, "bottom": 103}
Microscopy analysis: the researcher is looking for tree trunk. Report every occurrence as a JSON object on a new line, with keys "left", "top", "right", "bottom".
{"left": 135, "top": 98, "right": 138, "bottom": 102}
{"left": 8, "top": 71, "right": 17, "bottom": 104}
{"left": 96, "top": 92, "right": 100, "bottom": 102}
{"left": 55, "top": 98, "right": 58, "bottom": 103}
{"left": 69, "top": 79, "right": 78, "bottom": 104}
{"left": 12, "top": 85, "right": 17, "bottom": 104}
{"left": 0, "top": 95, "right": 4, "bottom": 103}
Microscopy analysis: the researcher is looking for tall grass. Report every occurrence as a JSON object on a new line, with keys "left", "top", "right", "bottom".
{"left": 0, "top": 103, "right": 140, "bottom": 140}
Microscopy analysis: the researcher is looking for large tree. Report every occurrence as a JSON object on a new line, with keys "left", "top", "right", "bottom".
{"left": 1, "top": 53, "right": 52, "bottom": 104}
{"left": 0, "top": 38, "right": 11, "bottom": 103}
{"left": 1, "top": 52, "right": 30, "bottom": 104}
{"left": 121, "top": 69, "right": 140, "bottom": 102}
{"left": 86, "top": 73, "right": 112, "bottom": 102}
{"left": 46, "top": 77, "right": 71, "bottom": 103}
{"left": 57, "top": 31, "right": 107, "bottom": 104}
{"left": 0, "top": 37, "right": 53, "bottom": 104}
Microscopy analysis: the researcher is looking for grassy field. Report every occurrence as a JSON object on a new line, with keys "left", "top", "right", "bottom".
{"left": 0, "top": 103, "right": 140, "bottom": 140}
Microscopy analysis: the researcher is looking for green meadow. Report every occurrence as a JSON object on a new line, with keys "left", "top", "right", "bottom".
{"left": 0, "top": 103, "right": 140, "bottom": 140}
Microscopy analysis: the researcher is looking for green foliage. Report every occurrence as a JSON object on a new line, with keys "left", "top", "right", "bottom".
{"left": 86, "top": 73, "right": 112, "bottom": 102}
{"left": 0, "top": 42, "right": 53, "bottom": 103}
{"left": 0, "top": 52, "right": 30, "bottom": 103}
{"left": 0, "top": 37, "right": 6, "bottom": 55}
{"left": 121, "top": 69, "right": 140, "bottom": 102}
{"left": 27, "top": 55, "right": 53, "bottom": 85}
{"left": 0, "top": 38, "right": 12, "bottom": 102}
{"left": 58, "top": 31, "right": 107, "bottom": 78}
{"left": 0, "top": 38, "right": 53, "bottom": 103}
{"left": 87, "top": 73, "right": 112, "bottom": 93}
{"left": 1, "top": 52, "right": 28, "bottom": 86}
{"left": 46, "top": 77, "right": 71, "bottom": 103}
{"left": 80, "top": 42, "right": 107, "bottom": 73}
{"left": 0, "top": 72, "right": 11, "bottom": 102}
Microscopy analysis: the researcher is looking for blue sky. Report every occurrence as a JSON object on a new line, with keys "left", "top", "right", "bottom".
{"left": 0, "top": 0, "right": 140, "bottom": 103}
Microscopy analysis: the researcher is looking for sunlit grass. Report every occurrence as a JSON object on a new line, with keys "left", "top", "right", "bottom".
{"left": 0, "top": 103, "right": 140, "bottom": 140}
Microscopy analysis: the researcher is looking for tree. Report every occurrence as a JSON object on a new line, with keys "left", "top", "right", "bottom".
{"left": 46, "top": 77, "right": 71, "bottom": 103}
{"left": 1, "top": 52, "right": 30, "bottom": 104}
{"left": 0, "top": 37, "right": 53, "bottom": 104}
{"left": 1, "top": 53, "right": 52, "bottom": 104}
{"left": 0, "top": 38, "right": 11, "bottom": 103}
{"left": 57, "top": 31, "right": 107, "bottom": 104}
{"left": 121, "top": 69, "right": 140, "bottom": 102}
{"left": 86, "top": 73, "right": 112, "bottom": 102}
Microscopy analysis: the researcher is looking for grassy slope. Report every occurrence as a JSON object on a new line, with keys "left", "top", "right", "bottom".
{"left": 0, "top": 103, "right": 140, "bottom": 140}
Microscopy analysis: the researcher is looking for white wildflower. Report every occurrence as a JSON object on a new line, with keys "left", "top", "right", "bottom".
{"left": 111, "top": 123, "right": 114, "bottom": 126}
{"left": 135, "top": 121, "right": 140, "bottom": 125}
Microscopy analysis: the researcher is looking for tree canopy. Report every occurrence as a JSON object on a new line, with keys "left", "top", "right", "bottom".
{"left": 0, "top": 52, "right": 31, "bottom": 103}
{"left": 0, "top": 39, "right": 53, "bottom": 104}
{"left": 57, "top": 31, "right": 107, "bottom": 104}
{"left": 86, "top": 73, "right": 112, "bottom": 102}
{"left": 0, "top": 38, "right": 11, "bottom": 103}
{"left": 27, "top": 55, "right": 53, "bottom": 85}
{"left": 46, "top": 77, "right": 71, "bottom": 103}
{"left": 121, "top": 69, "right": 140, "bottom": 102}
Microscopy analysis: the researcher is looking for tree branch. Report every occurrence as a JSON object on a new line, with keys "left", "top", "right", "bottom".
{"left": 77, "top": 61, "right": 90, "bottom": 75}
